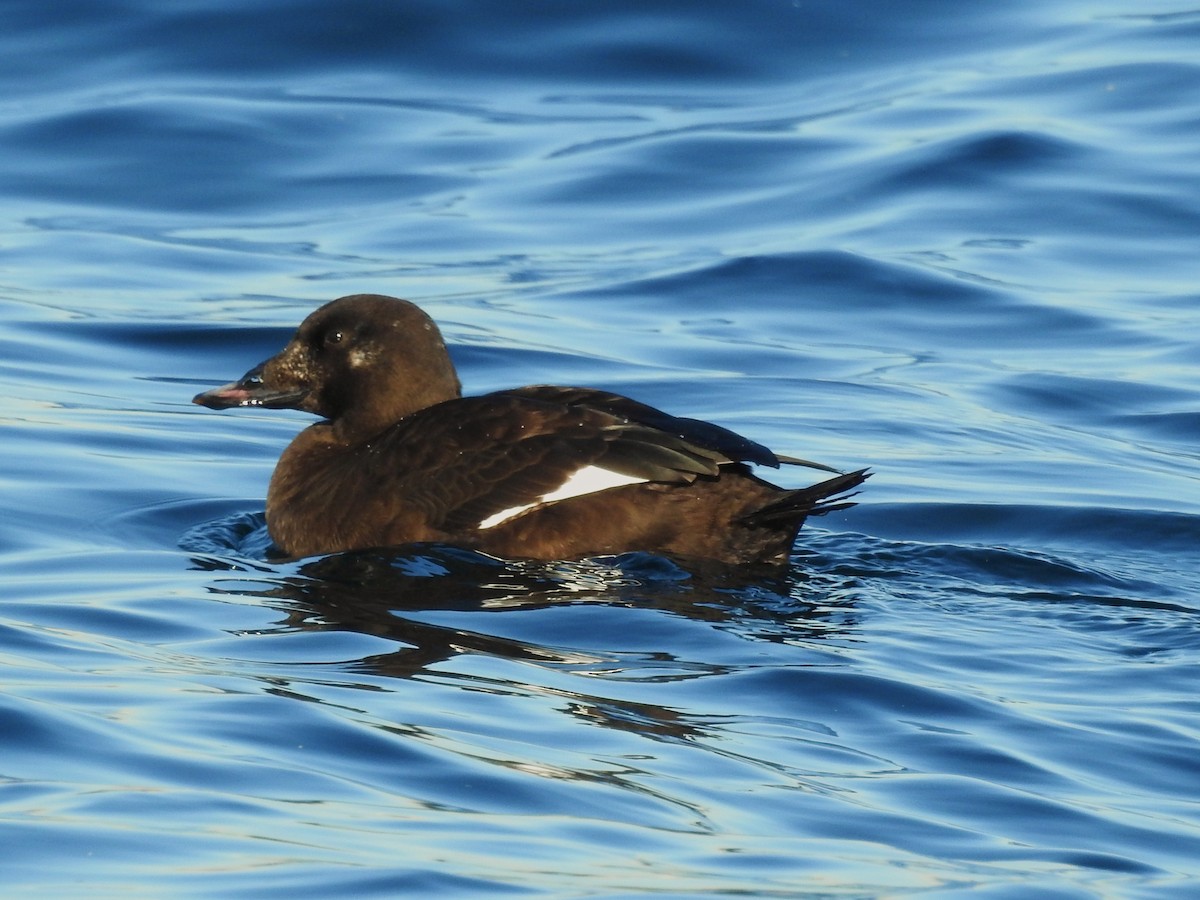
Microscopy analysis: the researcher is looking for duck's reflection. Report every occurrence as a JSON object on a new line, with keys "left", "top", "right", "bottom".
{"left": 192, "top": 540, "right": 860, "bottom": 685}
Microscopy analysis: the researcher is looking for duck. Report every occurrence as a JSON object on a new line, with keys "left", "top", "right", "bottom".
{"left": 193, "top": 294, "right": 868, "bottom": 564}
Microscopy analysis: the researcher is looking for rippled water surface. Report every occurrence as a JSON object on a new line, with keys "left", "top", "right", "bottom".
{"left": 3, "top": 1, "right": 1199, "bottom": 896}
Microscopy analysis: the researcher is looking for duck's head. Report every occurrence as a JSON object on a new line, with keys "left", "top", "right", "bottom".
{"left": 193, "top": 294, "right": 462, "bottom": 436}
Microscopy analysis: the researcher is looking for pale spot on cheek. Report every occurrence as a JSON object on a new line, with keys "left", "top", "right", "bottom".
{"left": 348, "top": 347, "right": 377, "bottom": 368}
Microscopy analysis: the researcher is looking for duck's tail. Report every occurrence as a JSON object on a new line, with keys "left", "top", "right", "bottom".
{"left": 739, "top": 468, "right": 871, "bottom": 528}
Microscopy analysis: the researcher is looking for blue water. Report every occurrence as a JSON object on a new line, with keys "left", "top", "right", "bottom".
{"left": 2, "top": 0, "right": 1199, "bottom": 895}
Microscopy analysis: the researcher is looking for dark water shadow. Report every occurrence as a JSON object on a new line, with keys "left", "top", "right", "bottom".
{"left": 183, "top": 512, "right": 863, "bottom": 682}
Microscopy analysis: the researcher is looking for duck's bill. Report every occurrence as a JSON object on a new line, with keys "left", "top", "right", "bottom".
{"left": 192, "top": 364, "right": 307, "bottom": 410}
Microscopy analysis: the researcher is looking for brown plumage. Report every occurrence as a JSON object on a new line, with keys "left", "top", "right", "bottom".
{"left": 193, "top": 294, "right": 868, "bottom": 564}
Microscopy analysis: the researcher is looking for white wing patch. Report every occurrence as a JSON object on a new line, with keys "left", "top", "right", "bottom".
{"left": 476, "top": 465, "right": 647, "bottom": 530}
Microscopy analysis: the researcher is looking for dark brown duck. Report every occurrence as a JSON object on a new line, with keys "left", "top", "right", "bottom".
{"left": 193, "top": 294, "right": 868, "bottom": 564}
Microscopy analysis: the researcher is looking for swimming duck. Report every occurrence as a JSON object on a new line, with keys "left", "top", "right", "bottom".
{"left": 193, "top": 294, "right": 867, "bottom": 564}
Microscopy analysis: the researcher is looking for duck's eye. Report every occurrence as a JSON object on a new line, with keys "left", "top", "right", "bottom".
{"left": 323, "top": 330, "right": 344, "bottom": 347}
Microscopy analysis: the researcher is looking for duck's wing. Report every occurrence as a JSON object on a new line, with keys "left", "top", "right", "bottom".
{"left": 498, "top": 385, "right": 783, "bottom": 466}
{"left": 365, "top": 392, "right": 734, "bottom": 534}
{"left": 501, "top": 385, "right": 842, "bottom": 473}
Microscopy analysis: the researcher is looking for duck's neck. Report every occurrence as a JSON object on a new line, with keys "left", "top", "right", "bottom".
{"left": 333, "top": 369, "right": 462, "bottom": 444}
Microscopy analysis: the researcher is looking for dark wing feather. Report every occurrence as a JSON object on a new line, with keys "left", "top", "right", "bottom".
{"left": 360, "top": 392, "right": 731, "bottom": 535}
{"left": 499, "top": 385, "right": 781, "bottom": 468}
